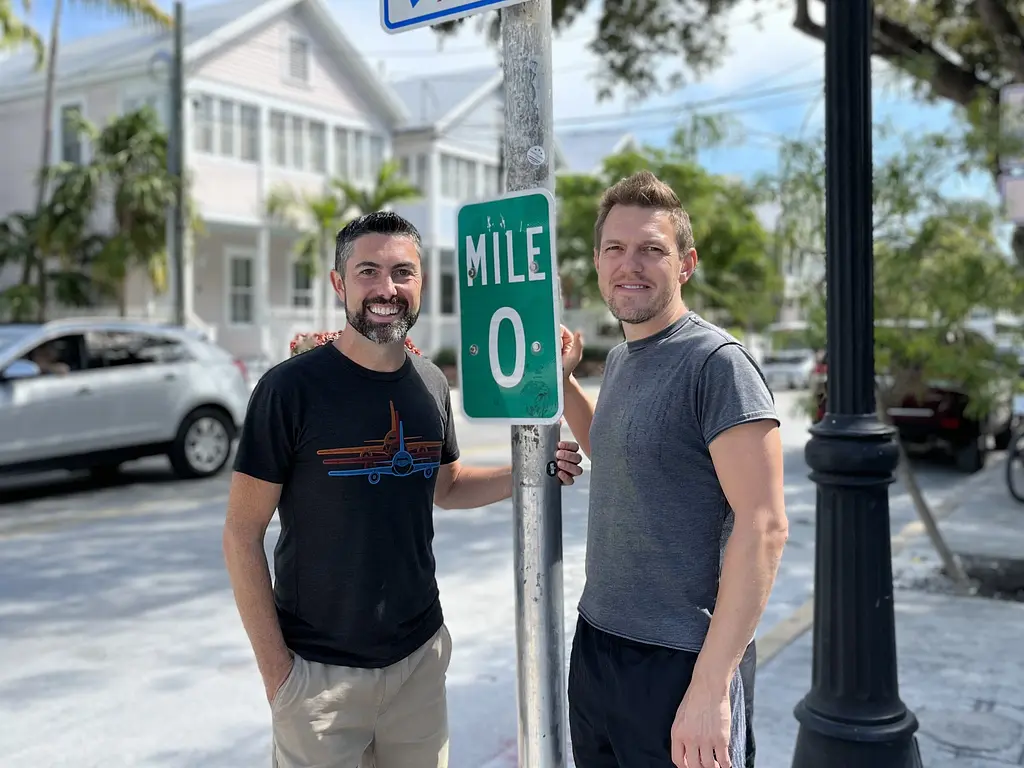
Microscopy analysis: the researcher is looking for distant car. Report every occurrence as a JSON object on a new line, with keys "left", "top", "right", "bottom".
{"left": 761, "top": 348, "right": 816, "bottom": 391}
{"left": 810, "top": 326, "right": 1015, "bottom": 473}
{"left": 0, "top": 318, "right": 251, "bottom": 480}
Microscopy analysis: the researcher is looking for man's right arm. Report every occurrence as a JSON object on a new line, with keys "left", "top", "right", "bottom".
{"left": 222, "top": 378, "right": 296, "bottom": 703}
{"left": 562, "top": 374, "right": 596, "bottom": 458}
{"left": 223, "top": 472, "right": 292, "bottom": 702}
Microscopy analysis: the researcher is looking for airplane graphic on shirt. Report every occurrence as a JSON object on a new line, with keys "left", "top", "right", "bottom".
{"left": 317, "top": 400, "right": 442, "bottom": 484}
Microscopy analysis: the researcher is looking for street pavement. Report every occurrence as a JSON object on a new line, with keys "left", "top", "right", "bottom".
{"left": 752, "top": 459, "right": 1024, "bottom": 768}
{"left": 0, "top": 386, "right": 983, "bottom": 767}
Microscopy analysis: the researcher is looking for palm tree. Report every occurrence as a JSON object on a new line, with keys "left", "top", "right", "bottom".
{"left": 29, "top": 0, "right": 171, "bottom": 319}
{"left": 267, "top": 160, "right": 421, "bottom": 329}
{"left": 0, "top": 0, "right": 43, "bottom": 64}
{"left": 333, "top": 159, "right": 421, "bottom": 215}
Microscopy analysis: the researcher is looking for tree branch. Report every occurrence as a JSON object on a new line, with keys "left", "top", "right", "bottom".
{"left": 975, "top": 0, "right": 1024, "bottom": 81}
{"left": 792, "top": 0, "right": 995, "bottom": 107}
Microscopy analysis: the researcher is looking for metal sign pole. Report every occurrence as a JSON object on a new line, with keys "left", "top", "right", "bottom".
{"left": 501, "top": 2, "right": 567, "bottom": 767}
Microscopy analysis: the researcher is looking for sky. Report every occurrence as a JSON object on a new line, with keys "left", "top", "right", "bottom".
{"left": 14, "top": 0, "right": 999, "bottom": 202}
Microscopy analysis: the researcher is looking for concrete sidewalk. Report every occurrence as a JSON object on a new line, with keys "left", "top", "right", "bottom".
{"left": 754, "top": 456, "right": 1024, "bottom": 767}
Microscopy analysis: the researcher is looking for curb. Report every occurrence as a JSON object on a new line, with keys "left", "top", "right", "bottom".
{"left": 755, "top": 456, "right": 1007, "bottom": 669}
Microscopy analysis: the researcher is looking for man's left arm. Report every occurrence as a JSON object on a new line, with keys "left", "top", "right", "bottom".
{"left": 672, "top": 343, "right": 788, "bottom": 767}
{"left": 429, "top": 385, "right": 583, "bottom": 510}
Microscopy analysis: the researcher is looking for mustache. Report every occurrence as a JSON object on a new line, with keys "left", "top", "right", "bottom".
{"left": 363, "top": 297, "right": 408, "bottom": 310}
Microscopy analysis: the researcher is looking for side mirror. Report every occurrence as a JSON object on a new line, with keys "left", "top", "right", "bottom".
{"left": 1, "top": 359, "right": 42, "bottom": 380}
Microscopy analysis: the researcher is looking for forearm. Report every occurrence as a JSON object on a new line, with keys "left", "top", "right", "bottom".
{"left": 562, "top": 375, "right": 595, "bottom": 457}
{"left": 436, "top": 464, "right": 513, "bottom": 509}
{"left": 223, "top": 525, "right": 291, "bottom": 676}
{"left": 692, "top": 512, "right": 788, "bottom": 690}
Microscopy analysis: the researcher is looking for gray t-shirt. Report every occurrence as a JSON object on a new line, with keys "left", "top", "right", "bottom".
{"left": 578, "top": 311, "right": 779, "bottom": 653}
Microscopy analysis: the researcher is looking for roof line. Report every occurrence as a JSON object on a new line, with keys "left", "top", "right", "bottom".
{"left": 435, "top": 69, "right": 502, "bottom": 133}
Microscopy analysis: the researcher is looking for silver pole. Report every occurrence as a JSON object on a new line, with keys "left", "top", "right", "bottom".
{"left": 501, "top": 3, "right": 567, "bottom": 767}
{"left": 169, "top": 0, "right": 186, "bottom": 327}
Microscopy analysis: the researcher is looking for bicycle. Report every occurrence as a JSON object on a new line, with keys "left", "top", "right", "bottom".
{"left": 1008, "top": 395, "right": 1024, "bottom": 504}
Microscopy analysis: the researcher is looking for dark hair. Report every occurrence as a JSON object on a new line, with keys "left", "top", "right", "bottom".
{"left": 594, "top": 170, "right": 695, "bottom": 254}
{"left": 335, "top": 210, "right": 422, "bottom": 274}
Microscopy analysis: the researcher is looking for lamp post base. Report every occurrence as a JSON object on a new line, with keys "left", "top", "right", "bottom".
{"left": 792, "top": 700, "right": 923, "bottom": 768}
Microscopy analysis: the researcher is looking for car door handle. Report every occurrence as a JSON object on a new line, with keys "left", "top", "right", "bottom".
{"left": 163, "top": 373, "right": 177, "bottom": 381}
{"left": 77, "top": 386, "right": 91, "bottom": 395}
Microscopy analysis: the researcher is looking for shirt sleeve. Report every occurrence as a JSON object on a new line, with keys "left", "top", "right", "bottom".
{"left": 233, "top": 376, "right": 295, "bottom": 484}
{"left": 441, "top": 385, "right": 461, "bottom": 465}
{"left": 695, "top": 342, "right": 780, "bottom": 447}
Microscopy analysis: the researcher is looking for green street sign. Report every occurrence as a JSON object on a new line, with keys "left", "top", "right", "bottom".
{"left": 455, "top": 188, "right": 564, "bottom": 425}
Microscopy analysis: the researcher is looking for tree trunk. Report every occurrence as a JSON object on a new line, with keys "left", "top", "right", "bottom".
{"left": 876, "top": 387, "right": 972, "bottom": 591}
{"left": 27, "top": 0, "right": 64, "bottom": 322}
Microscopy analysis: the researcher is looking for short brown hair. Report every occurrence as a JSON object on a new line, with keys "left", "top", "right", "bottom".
{"left": 593, "top": 170, "right": 694, "bottom": 254}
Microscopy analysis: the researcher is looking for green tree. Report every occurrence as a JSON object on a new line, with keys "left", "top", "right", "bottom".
{"left": 556, "top": 124, "right": 781, "bottom": 330}
{"left": 77, "top": 107, "right": 181, "bottom": 315}
{"left": 769, "top": 125, "right": 1023, "bottom": 582}
{"left": 266, "top": 160, "right": 421, "bottom": 328}
{"left": 439, "top": 1, "right": 1024, "bottom": 264}
{"left": 28, "top": 0, "right": 171, "bottom": 318}
{"left": 1, "top": 0, "right": 43, "bottom": 63}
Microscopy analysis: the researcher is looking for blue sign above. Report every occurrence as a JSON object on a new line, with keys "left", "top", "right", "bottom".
{"left": 381, "top": 0, "right": 530, "bottom": 34}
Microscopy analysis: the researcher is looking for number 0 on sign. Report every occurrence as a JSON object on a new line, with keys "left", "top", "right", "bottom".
{"left": 455, "top": 188, "right": 564, "bottom": 425}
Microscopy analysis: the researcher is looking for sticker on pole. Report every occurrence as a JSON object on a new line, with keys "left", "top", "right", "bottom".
{"left": 381, "top": 0, "right": 531, "bottom": 34}
{"left": 454, "top": 189, "right": 564, "bottom": 425}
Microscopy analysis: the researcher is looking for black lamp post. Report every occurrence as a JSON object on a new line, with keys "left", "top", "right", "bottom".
{"left": 790, "top": 1, "right": 924, "bottom": 766}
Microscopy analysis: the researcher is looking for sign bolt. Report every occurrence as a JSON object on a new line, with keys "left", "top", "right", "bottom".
{"left": 530, "top": 261, "right": 539, "bottom": 272}
{"left": 469, "top": 344, "right": 479, "bottom": 356}
{"left": 468, "top": 267, "right": 476, "bottom": 279}
{"left": 531, "top": 341, "right": 542, "bottom": 353}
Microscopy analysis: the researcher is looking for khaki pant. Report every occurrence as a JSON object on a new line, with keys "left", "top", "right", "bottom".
{"left": 271, "top": 624, "right": 453, "bottom": 768}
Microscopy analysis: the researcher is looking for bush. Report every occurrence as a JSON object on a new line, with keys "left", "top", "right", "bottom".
{"left": 431, "top": 347, "right": 457, "bottom": 366}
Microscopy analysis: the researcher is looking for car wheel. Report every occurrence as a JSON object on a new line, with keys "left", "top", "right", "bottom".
{"left": 169, "top": 407, "right": 233, "bottom": 480}
{"left": 954, "top": 438, "right": 986, "bottom": 474}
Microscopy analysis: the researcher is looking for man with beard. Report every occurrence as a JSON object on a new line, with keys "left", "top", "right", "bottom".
{"left": 223, "top": 211, "right": 584, "bottom": 768}
{"left": 558, "top": 171, "right": 788, "bottom": 768}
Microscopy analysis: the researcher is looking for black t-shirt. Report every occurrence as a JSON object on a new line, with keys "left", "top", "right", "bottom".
{"left": 233, "top": 343, "right": 460, "bottom": 668}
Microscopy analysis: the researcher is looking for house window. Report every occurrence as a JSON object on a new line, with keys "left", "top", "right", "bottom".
{"left": 193, "top": 95, "right": 214, "bottom": 153}
{"left": 292, "top": 262, "right": 313, "bottom": 307}
{"left": 59, "top": 103, "right": 84, "bottom": 164}
{"left": 441, "top": 273, "right": 455, "bottom": 314}
{"left": 353, "top": 131, "right": 367, "bottom": 180}
{"left": 334, "top": 127, "right": 349, "bottom": 177}
{"left": 416, "top": 155, "right": 428, "bottom": 188}
{"left": 219, "top": 99, "right": 235, "bottom": 157}
{"left": 440, "top": 155, "right": 455, "bottom": 197}
{"left": 228, "top": 253, "right": 254, "bottom": 325}
{"left": 270, "top": 111, "right": 286, "bottom": 166}
{"left": 369, "top": 135, "right": 384, "bottom": 179}
{"left": 240, "top": 105, "right": 260, "bottom": 162}
{"left": 309, "top": 121, "right": 326, "bottom": 173}
{"left": 291, "top": 116, "right": 305, "bottom": 169}
{"left": 288, "top": 36, "right": 310, "bottom": 82}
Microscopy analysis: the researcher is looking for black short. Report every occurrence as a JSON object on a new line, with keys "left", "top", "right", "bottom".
{"left": 567, "top": 615, "right": 748, "bottom": 768}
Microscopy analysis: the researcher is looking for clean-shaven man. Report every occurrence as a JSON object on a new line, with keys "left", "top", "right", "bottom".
{"left": 223, "top": 211, "right": 584, "bottom": 768}
{"left": 560, "top": 171, "right": 788, "bottom": 768}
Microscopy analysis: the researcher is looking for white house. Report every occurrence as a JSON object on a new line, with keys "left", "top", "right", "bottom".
{"left": 0, "top": 0, "right": 406, "bottom": 366}
{"left": 0, "top": 4, "right": 641, "bottom": 365}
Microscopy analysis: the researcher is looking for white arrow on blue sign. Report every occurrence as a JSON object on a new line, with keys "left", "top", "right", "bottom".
{"left": 381, "top": 0, "right": 530, "bottom": 35}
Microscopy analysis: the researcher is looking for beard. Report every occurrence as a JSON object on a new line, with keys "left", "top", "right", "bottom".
{"left": 601, "top": 281, "right": 676, "bottom": 325}
{"left": 346, "top": 296, "right": 420, "bottom": 345}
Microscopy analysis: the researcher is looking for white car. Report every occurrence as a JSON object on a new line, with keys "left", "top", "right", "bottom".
{"left": 761, "top": 348, "right": 817, "bottom": 391}
{"left": 0, "top": 318, "right": 251, "bottom": 480}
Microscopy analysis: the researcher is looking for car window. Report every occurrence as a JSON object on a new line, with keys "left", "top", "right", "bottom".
{"left": 21, "top": 334, "right": 86, "bottom": 374}
{"left": 85, "top": 331, "right": 193, "bottom": 368}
